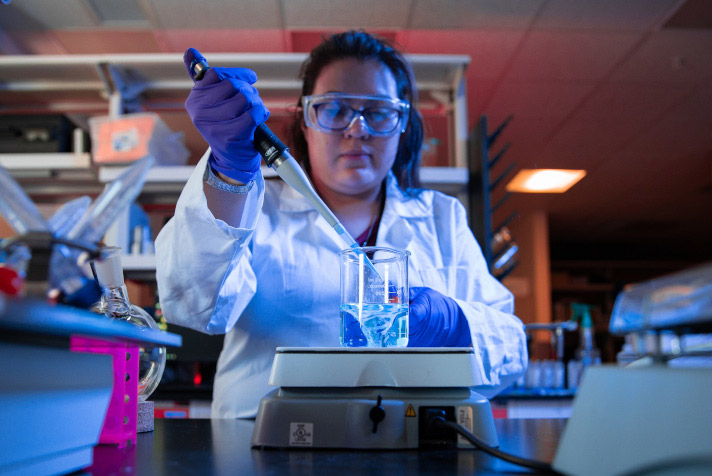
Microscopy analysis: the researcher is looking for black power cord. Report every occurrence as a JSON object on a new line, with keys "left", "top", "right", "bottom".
{"left": 426, "top": 410, "right": 564, "bottom": 475}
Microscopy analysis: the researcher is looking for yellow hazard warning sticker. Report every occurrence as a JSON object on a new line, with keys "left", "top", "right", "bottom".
{"left": 405, "top": 404, "right": 416, "bottom": 417}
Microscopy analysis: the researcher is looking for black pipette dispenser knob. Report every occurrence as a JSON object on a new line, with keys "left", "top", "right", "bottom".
{"left": 254, "top": 124, "right": 289, "bottom": 168}
{"left": 190, "top": 58, "right": 209, "bottom": 81}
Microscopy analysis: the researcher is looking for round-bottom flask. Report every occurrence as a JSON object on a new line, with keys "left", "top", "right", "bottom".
{"left": 127, "top": 304, "right": 166, "bottom": 401}
{"left": 93, "top": 246, "right": 166, "bottom": 401}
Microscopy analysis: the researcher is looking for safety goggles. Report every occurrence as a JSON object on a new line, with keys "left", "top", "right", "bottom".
{"left": 302, "top": 93, "right": 410, "bottom": 136}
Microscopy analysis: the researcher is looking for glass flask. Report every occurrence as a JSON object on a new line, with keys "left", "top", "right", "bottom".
{"left": 94, "top": 246, "right": 166, "bottom": 401}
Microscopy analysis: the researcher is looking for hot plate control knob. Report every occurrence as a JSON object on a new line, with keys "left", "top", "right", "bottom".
{"left": 369, "top": 394, "right": 386, "bottom": 433}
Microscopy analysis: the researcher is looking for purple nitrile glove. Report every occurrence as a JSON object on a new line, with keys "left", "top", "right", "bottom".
{"left": 183, "top": 47, "right": 270, "bottom": 184}
{"left": 407, "top": 287, "right": 472, "bottom": 347}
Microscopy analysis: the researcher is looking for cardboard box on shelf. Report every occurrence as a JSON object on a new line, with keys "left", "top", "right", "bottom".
{"left": 89, "top": 113, "right": 189, "bottom": 166}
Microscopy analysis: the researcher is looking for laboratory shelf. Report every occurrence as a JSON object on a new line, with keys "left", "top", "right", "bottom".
{"left": 9, "top": 161, "right": 466, "bottom": 199}
{"left": 0, "top": 152, "right": 91, "bottom": 170}
{"left": 0, "top": 52, "right": 468, "bottom": 110}
{"left": 98, "top": 164, "right": 468, "bottom": 193}
{"left": 98, "top": 164, "right": 197, "bottom": 183}
{"left": 0, "top": 52, "right": 470, "bottom": 168}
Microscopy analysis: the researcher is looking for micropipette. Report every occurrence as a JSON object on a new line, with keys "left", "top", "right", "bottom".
{"left": 189, "top": 54, "right": 380, "bottom": 274}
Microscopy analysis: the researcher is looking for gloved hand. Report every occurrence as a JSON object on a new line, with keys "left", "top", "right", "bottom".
{"left": 408, "top": 287, "right": 472, "bottom": 347}
{"left": 183, "top": 47, "right": 270, "bottom": 184}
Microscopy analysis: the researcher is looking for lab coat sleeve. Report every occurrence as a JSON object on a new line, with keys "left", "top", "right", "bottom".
{"left": 155, "top": 149, "right": 264, "bottom": 335}
{"left": 449, "top": 200, "right": 528, "bottom": 397}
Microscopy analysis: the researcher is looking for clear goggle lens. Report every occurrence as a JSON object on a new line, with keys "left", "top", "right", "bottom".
{"left": 302, "top": 93, "right": 410, "bottom": 136}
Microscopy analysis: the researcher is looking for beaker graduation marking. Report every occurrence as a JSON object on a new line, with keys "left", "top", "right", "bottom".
{"left": 358, "top": 252, "right": 364, "bottom": 324}
{"left": 384, "top": 265, "right": 389, "bottom": 303}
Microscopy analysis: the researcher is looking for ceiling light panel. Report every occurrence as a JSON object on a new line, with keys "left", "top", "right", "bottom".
{"left": 507, "top": 169, "right": 586, "bottom": 193}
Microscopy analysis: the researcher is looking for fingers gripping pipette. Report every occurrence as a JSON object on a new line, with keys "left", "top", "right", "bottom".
{"left": 187, "top": 52, "right": 378, "bottom": 273}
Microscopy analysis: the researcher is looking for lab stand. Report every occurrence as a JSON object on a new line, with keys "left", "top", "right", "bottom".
{"left": 0, "top": 296, "right": 181, "bottom": 475}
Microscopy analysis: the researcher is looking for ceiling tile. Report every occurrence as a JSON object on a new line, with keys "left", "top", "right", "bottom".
{"left": 539, "top": 80, "right": 696, "bottom": 162}
{"left": 609, "top": 29, "right": 712, "bottom": 83}
{"left": 0, "top": 0, "right": 97, "bottom": 30}
{"left": 603, "top": 116, "right": 712, "bottom": 200}
{"left": 504, "top": 30, "right": 643, "bottom": 81}
{"left": 567, "top": 80, "right": 695, "bottom": 120}
{"left": 665, "top": 81, "right": 712, "bottom": 125}
{"left": 287, "top": 30, "right": 399, "bottom": 53}
{"left": 485, "top": 79, "right": 596, "bottom": 119}
{"left": 53, "top": 30, "right": 162, "bottom": 54}
{"left": 401, "top": 30, "right": 525, "bottom": 79}
{"left": 663, "top": 0, "right": 712, "bottom": 29}
{"left": 149, "top": 0, "right": 282, "bottom": 29}
{"left": 564, "top": 161, "right": 636, "bottom": 209}
{"left": 158, "top": 29, "right": 287, "bottom": 53}
{"left": 543, "top": 153, "right": 708, "bottom": 242}
{"left": 534, "top": 0, "right": 681, "bottom": 31}
{"left": 566, "top": 153, "right": 712, "bottom": 234}
{"left": 487, "top": 115, "right": 563, "bottom": 167}
{"left": 85, "top": 0, "right": 148, "bottom": 26}
{"left": 540, "top": 116, "right": 637, "bottom": 168}
{"left": 283, "top": 0, "right": 411, "bottom": 28}
{"left": 410, "top": 0, "right": 546, "bottom": 29}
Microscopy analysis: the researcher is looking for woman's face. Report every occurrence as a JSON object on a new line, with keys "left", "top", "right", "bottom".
{"left": 303, "top": 58, "right": 402, "bottom": 198}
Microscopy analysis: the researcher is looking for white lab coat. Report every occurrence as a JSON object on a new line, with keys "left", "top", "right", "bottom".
{"left": 156, "top": 151, "right": 527, "bottom": 418}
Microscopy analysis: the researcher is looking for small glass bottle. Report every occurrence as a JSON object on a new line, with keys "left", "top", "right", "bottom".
{"left": 94, "top": 246, "right": 166, "bottom": 401}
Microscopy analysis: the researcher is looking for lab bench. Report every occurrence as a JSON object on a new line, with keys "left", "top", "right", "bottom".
{"left": 87, "top": 417, "right": 565, "bottom": 475}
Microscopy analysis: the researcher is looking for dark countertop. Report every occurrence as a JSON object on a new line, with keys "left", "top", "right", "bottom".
{"left": 88, "top": 418, "right": 566, "bottom": 475}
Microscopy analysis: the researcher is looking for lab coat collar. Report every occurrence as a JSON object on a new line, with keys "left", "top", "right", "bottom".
{"left": 380, "top": 172, "right": 430, "bottom": 252}
{"left": 384, "top": 172, "right": 432, "bottom": 219}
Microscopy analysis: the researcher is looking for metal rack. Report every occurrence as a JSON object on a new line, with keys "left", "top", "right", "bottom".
{"left": 469, "top": 115, "right": 518, "bottom": 280}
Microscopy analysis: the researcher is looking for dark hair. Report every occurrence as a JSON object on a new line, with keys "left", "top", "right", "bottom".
{"left": 289, "top": 30, "right": 424, "bottom": 194}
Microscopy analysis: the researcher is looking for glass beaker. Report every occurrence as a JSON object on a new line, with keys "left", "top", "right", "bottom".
{"left": 339, "top": 246, "right": 410, "bottom": 348}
